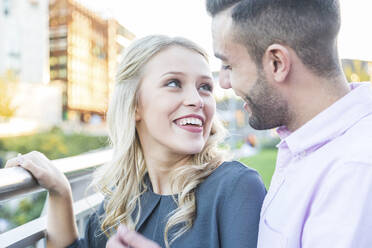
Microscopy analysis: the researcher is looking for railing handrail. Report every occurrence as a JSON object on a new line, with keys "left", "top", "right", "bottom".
{"left": 0, "top": 149, "right": 112, "bottom": 202}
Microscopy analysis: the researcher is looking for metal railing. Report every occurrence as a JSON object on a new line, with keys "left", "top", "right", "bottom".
{"left": 0, "top": 149, "right": 112, "bottom": 248}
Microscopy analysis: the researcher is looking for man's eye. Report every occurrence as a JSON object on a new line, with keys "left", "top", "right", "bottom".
{"left": 200, "top": 83, "right": 213, "bottom": 92}
{"left": 166, "top": 79, "right": 181, "bottom": 88}
{"left": 221, "top": 64, "right": 232, "bottom": 70}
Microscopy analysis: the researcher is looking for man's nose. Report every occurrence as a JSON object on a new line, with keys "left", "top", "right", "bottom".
{"left": 219, "top": 69, "right": 232, "bottom": 89}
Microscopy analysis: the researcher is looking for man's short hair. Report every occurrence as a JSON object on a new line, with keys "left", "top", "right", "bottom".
{"left": 207, "top": 0, "right": 341, "bottom": 78}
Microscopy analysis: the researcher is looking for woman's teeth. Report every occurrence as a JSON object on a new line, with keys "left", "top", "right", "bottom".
{"left": 178, "top": 118, "right": 202, "bottom": 126}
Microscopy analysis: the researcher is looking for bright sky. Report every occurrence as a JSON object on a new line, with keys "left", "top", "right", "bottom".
{"left": 338, "top": 0, "right": 372, "bottom": 61}
{"left": 80, "top": 0, "right": 372, "bottom": 72}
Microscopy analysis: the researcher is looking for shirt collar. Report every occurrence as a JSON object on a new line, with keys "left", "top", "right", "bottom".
{"left": 277, "top": 82, "right": 372, "bottom": 155}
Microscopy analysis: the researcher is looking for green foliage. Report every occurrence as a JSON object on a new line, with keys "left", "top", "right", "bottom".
{"left": 0, "top": 192, "right": 47, "bottom": 230}
{"left": 218, "top": 143, "right": 230, "bottom": 150}
{"left": 13, "top": 192, "right": 47, "bottom": 226}
{"left": 0, "top": 127, "right": 109, "bottom": 159}
{"left": 260, "top": 137, "right": 280, "bottom": 150}
{"left": 239, "top": 149, "right": 277, "bottom": 189}
{"left": 235, "top": 139, "right": 244, "bottom": 149}
{"left": 0, "top": 70, "right": 19, "bottom": 120}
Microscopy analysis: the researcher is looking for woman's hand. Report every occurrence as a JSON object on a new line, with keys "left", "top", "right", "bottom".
{"left": 106, "top": 225, "right": 160, "bottom": 248}
{"left": 5, "top": 151, "right": 71, "bottom": 197}
{"left": 5, "top": 151, "right": 78, "bottom": 247}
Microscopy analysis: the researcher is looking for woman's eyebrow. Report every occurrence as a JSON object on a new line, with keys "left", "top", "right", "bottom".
{"left": 160, "top": 71, "right": 212, "bottom": 80}
{"left": 160, "top": 71, "right": 186, "bottom": 77}
{"left": 200, "top": 75, "right": 213, "bottom": 81}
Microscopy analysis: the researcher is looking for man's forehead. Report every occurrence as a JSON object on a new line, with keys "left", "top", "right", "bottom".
{"left": 211, "top": 10, "right": 233, "bottom": 36}
{"left": 211, "top": 12, "right": 234, "bottom": 62}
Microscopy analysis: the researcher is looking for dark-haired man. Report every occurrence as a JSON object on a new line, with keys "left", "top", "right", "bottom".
{"left": 207, "top": 0, "right": 372, "bottom": 247}
{"left": 107, "top": 1, "right": 372, "bottom": 247}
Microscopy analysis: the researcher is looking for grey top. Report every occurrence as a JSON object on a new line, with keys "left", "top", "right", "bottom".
{"left": 67, "top": 161, "right": 266, "bottom": 248}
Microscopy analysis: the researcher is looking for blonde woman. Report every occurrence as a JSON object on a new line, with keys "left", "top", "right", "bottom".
{"left": 6, "top": 35, "right": 266, "bottom": 248}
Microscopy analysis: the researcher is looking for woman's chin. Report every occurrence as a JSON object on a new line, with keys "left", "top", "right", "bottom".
{"left": 174, "top": 144, "right": 204, "bottom": 156}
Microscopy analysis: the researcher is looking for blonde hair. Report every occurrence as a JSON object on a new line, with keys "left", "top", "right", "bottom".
{"left": 92, "top": 35, "right": 228, "bottom": 247}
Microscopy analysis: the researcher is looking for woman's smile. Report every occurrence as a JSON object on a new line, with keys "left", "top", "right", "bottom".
{"left": 174, "top": 114, "right": 204, "bottom": 133}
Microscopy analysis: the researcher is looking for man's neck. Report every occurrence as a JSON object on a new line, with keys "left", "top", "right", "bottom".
{"left": 286, "top": 75, "right": 350, "bottom": 132}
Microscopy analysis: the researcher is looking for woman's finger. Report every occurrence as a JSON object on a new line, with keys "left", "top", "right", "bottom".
{"left": 106, "top": 233, "right": 129, "bottom": 248}
{"left": 22, "top": 151, "right": 46, "bottom": 168}
{"left": 20, "top": 159, "right": 47, "bottom": 180}
{"left": 4, "top": 154, "right": 24, "bottom": 168}
{"left": 118, "top": 225, "right": 160, "bottom": 248}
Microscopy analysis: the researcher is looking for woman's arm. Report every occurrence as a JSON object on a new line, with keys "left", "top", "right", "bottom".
{"left": 218, "top": 168, "right": 266, "bottom": 248}
{"left": 6, "top": 151, "right": 78, "bottom": 248}
{"left": 47, "top": 186, "right": 78, "bottom": 247}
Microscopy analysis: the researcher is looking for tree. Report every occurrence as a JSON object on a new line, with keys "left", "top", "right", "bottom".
{"left": 0, "top": 70, "right": 19, "bottom": 121}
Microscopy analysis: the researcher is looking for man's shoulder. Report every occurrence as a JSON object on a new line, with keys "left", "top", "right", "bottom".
{"left": 338, "top": 113, "right": 372, "bottom": 165}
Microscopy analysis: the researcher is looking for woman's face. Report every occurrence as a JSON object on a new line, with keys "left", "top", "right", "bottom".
{"left": 135, "top": 46, "right": 216, "bottom": 157}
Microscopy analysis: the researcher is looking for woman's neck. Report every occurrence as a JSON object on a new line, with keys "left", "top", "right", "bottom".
{"left": 144, "top": 153, "right": 191, "bottom": 195}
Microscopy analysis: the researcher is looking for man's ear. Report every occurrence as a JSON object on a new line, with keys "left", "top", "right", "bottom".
{"left": 263, "top": 44, "right": 291, "bottom": 83}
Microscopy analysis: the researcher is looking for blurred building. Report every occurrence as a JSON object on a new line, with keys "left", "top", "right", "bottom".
{"left": 0, "top": 82, "right": 63, "bottom": 137}
{"left": 0, "top": 0, "right": 49, "bottom": 84}
{"left": 341, "top": 59, "right": 372, "bottom": 83}
{"left": 49, "top": 0, "right": 135, "bottom": 122}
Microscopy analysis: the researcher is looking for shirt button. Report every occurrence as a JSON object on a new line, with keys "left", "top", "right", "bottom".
{"left": 296, "top": 151, "right": 306, "bottom": 159}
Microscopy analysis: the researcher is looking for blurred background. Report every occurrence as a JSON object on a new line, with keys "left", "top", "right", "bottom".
{"left": 1, "top": 0, "right": 371, "bottom": 236}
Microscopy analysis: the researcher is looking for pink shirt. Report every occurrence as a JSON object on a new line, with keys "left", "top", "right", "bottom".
{"left": 257, "top": 83, "right": 372, "bottom": 248}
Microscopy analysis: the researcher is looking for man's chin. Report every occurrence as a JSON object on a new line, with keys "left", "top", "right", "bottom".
{"left": 249, "top": 116, "right": 277, "bottom": 130}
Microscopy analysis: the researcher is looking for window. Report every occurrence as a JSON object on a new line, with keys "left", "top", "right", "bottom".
{"left": 50, "top": 56, "right": 58, "bottom": 66}
{"left": 59, "top": 55, "right": 67, "bottom": 65}
{"left": 59, "top": 68, "right": 67, "bottom": 78}
{"left": 50, "top": 69, "right": 58, "bottom": 79}
{"left": 3, "top": 0, "right": 10, "bottom": 16}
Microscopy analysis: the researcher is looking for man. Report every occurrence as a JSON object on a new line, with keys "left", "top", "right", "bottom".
{"left": 108, "top": 0, "right": 372, "bottom": 247}
{"left": 207, "top": 0, "right": 372, "bottom": 247}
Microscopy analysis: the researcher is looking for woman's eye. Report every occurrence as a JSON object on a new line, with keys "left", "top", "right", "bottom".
{"left": 166, "top": 79, "right": 181, "bottom": 88}
{"left": 200, "top": 83, "right": 213, "bottom": 92}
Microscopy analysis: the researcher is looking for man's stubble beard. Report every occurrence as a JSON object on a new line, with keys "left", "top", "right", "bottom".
{"left": 245, "top": 72, "right": 290, "bottom": 130}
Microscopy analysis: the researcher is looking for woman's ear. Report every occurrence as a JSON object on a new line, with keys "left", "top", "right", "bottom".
{"left": 263, "top": 44, "right": 291, "bottom": 83}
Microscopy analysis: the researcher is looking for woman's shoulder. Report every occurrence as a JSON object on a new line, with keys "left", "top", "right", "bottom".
{"left": 198, "top": 160, "right": 265, "bottom": 196}
{"left": 87, "top": 201, "right": 106, "bottom": 233}
{"left": 209, "top": 160, "right": 261, "bottom": 183}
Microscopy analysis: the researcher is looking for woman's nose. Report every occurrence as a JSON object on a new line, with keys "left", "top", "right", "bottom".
{"left": 183, "top": 88, "right": 204, "bottom": 109}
